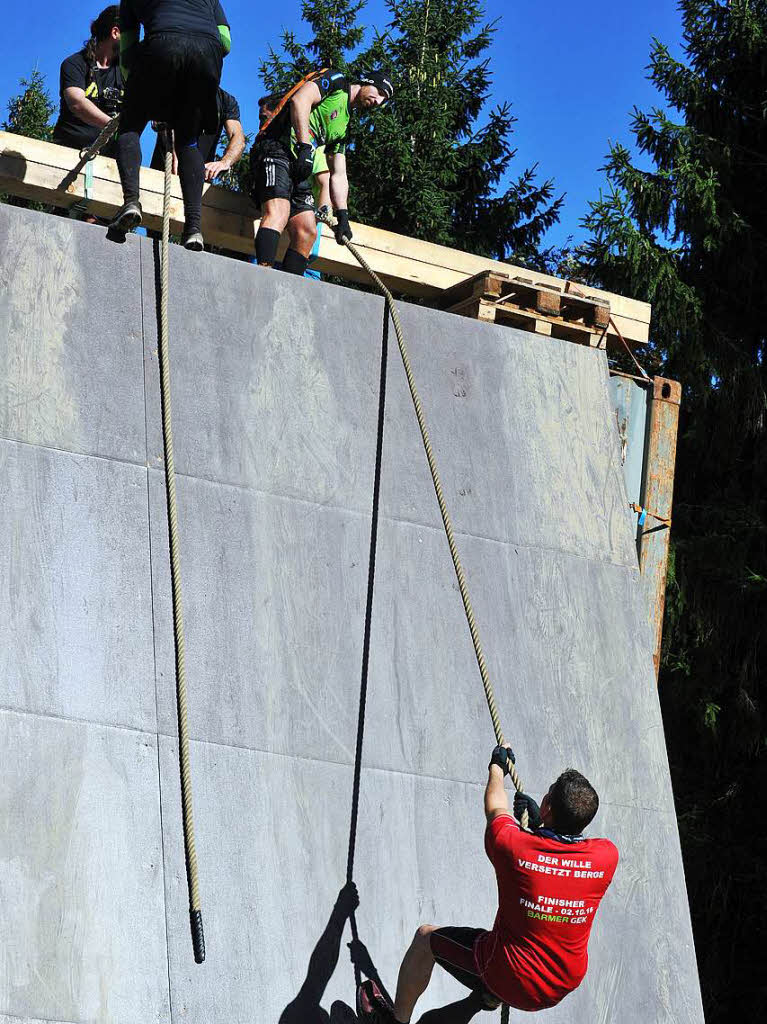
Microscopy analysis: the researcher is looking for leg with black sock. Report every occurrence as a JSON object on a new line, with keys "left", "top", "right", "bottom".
{"left": 115, "top": 131, "right": 142, "bottom": 203}
{"left": 281, "top": 248, "right": 309, "bottom": 275}
{"left": 176, "top": 140, "right": 205, "bottom": 247}
{"left": 415, "top": 991, "right": 485, "bottom": 1024}
{"left": 112, "top": 130, "right": 144, "bottom": 229}
{"left": 255, "top": 226, "right": 282, "bottom": 266}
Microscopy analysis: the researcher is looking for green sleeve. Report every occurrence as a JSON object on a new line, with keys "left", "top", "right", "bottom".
{"left": 218, "top": 25, "right": 231, "bottom": 55}
{"left": 119, "top": 28, "right": 140, "bottom": 80}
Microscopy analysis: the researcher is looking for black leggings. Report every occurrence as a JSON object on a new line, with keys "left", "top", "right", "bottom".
{"left": 116, "top": 32, "right": 222, "bottom": 232}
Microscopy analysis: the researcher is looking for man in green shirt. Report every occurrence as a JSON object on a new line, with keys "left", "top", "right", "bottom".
{"left": 252, "top": 69, "right": 393, "bottom": 275}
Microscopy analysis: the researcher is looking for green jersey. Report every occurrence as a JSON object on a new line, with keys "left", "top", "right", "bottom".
{"left": 270, "top": 69, "right": 351, "bottom": 157}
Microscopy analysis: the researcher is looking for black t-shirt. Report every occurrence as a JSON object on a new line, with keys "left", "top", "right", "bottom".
{"left": 149, "top": 87, "right": 240, "bottom": 167}
{"left": 120, "top": 0, "right": 229, "bottom": 46}
{"left": 52, "top": 51, "right": 123, "bottom": 150}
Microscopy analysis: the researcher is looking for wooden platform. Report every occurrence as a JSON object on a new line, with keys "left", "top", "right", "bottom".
{"left": 0, "top": 130, "right": 651, "bottom": 346}
{"left": 440, "top": 270, "right": 612, "bottom": 347}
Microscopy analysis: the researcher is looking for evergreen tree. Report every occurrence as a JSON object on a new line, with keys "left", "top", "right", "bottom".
{"left": 582, "top": 3, "right": 766, "bottom": 1018}
{"left": 351, "top": 0, "right": 562, "bottom": 263}
{"left": 3, "top": 69, "right": 54, "bottom": 141}
{"left": 260, "top": 0, "right": 367, "bottom": 93}
{"left": 2, "top": 69, "right": 55, "bottom": 210}
{"left": 260, "top": 0, "right": 563, "bottom": 267}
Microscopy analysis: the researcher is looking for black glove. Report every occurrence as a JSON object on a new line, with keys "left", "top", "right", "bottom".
{"left": 489, "top": 745, "right": 516, "bottom": 776}
{"left": 513, "top": 791, "right": 542, "bottom": 829}
{"left": 293, "top": 142, "right": 314, "bottom": 183}
{"left": 334, "top": 209, "right": 352, "bottom": 244}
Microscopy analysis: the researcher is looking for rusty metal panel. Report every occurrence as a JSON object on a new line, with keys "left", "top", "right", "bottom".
{"left": 609, "top": 374, "right": 649, "bottom": 541}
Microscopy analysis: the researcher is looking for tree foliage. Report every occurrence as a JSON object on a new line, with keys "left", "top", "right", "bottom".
{"left": 2, "top": 68, "right": 55, "bottom": 140}
{"left": 1, "top": 69, "right": 56, "bottom": 210}
{"left": 582, "top": 3, "right": 767, "bottom": 1017}
{"left": 261, "top": 0, "right": 367, "bottom": 92}
{"left": 261, "top": 0, "right": 564, "bottom": 268}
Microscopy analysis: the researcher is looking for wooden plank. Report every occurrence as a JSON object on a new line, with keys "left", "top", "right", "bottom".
{"left": 448, "top": 294, "right": 606, "bottom": 349}
{"left": 0, "top": 130, "right": 651, "bottom": 344}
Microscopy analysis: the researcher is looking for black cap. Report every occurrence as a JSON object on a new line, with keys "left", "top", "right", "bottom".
{"left": 359, "top": 70, "right": 394, "bottom": 101}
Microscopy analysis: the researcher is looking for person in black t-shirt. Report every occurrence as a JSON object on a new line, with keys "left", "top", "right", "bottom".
{"left": 109, "top": 0, "right": 232, "bottom": 251}
{"left": 149, "top": 87, "right": 244, "bottom": 181}
{"left": 52, "top": 6, "right": 123, "bottom": 156}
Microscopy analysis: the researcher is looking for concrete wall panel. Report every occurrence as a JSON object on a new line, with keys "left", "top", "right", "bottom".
{"left": 0, "top": 440, "right": 156, "bottom": 732}
{"left": 0, "top": 206, "right": 145, "bottom": 463}
{"left": 147, "top": 470, "right": 369, "bottom": 760}
{"left": 141, "top": 243, "right": 386, "bottom": 507}
{"left": 0, "top": 710, "right": 169, "bottom": 1024}
{"left": 140, "top": 244, "right": 635, "bottom": 568}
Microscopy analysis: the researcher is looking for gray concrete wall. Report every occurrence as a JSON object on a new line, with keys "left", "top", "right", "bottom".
{"left": 0, "top": 203, "right": 704, "bottom": 1024}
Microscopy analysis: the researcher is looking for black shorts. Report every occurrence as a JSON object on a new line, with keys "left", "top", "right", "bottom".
{"left": 430, "top": 927, "right": 501, "bottom": 1010}
{"left": 120, "top": 33, "right": 222, "bottom": 143}
{"left": 250, "top": 137, "right": 315, "bottom": 217}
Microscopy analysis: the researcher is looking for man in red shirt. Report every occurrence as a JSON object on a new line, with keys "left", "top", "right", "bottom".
{"left": 359, "top": 747, "right": 618, "bottom": 1023}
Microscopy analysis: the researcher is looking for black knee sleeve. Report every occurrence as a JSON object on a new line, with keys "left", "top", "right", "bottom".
{"left": 281, "top": 248, "right": 309, "bottom": 276}
{"left": 115, "top": 131, "right": 142, "bottom": 203}
{"left": 255, "top": 227, "right": 281, "bottom": 266}
{"left": 176, "top": 141, "right": 205, "bottom": 234}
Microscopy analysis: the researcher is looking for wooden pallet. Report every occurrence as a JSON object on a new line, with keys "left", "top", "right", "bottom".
{"left": 439, "top": 269, "right": 611, "bottom": 347}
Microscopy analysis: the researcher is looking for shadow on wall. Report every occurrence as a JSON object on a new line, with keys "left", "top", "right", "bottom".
{"left": 277, "top": 881, "right": 391, "bottom": 1024}
{"left": 279, "top": 307, "right": 394, "bottom": 1024}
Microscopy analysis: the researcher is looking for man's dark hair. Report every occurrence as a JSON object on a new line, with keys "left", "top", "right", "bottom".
{"left": 549, "top": 769, "right": 599, "bottom": 835}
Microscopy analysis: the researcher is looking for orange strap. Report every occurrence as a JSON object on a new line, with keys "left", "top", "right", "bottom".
{"left": 257, "top": 67, "right": 329, "bottom": 139}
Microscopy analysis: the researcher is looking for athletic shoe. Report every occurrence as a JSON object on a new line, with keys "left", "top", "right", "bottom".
{"left": 109, "top": 200, "right": 142, "bottom": 232}
{"left": 183, "top": 230, "right": 204, "bottom": 252}
{"left": 357, "top": 980, "right": 397, "bottom": 1022}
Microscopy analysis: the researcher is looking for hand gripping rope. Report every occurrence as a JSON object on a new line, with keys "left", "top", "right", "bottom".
{"left": 157, "top": 127, "right": 206, "bottom": 964}
{"left": 315, "top": 209, "right": 525, "bottom": 1023}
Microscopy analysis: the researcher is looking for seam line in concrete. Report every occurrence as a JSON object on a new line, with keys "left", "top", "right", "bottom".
{"left": 160, "top": 731, "right": 671, "bottom": 813}
{"left": 0, "top": 1011, "right": 81, "bottom": 1024}
{"left": 0, "top": 433, "right": 146, "bottom": 472}
{"left": 0, "top": 704, "right": 155, "bottom": 739}
{"left": 0, "top": 435, "right": 635, "bottom": 572}
{"left": 0, "top": 707, "right": 664, "bottom": 814}
{"left": 143, "top": 465, "right": 639, "bottom": 574}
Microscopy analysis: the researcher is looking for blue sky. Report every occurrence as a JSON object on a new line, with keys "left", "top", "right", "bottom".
{"left": 0, "top": 1, "right": 686, "bottom": 248}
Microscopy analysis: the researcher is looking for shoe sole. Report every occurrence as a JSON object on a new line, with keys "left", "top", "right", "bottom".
{"left": 183, "top": 239, "right": 204, "bottom": 252}
{"left": 111, "top": 210, "right": 142, "bottom": 232}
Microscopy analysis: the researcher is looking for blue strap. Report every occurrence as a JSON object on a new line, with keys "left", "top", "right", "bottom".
{"left": 638, "top": 508, "right": 647, "bottom": 527}
{"left": 84, "top": 158, "right": 94, "bottom": 200}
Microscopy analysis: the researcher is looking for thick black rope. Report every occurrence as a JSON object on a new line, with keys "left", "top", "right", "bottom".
{"left": 346, "top": 308, "right": 390, "bottom": 991}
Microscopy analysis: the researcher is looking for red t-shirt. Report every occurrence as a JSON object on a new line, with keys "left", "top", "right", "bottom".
{"left": 474, "top": 814, "right": 618, "bottom": 1011}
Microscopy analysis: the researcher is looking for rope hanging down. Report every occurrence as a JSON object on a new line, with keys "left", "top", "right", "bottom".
{"left": 346, "top": 309, "right": 390, "bottom": 994}
{"left": 157, "top": 129, "right": 206, "bottom": 964}
{"left": 315, "top": 209, "right": 524, "bottom": 1023}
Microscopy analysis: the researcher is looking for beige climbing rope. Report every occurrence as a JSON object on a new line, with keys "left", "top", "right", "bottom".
{"left": 315, "top": 210, "right": 524, "bottom": 1023}
{"left": 157, "top": 129, "right": 205, "bottom": 964}
{"left": 77, "top": 113, "right": 121, "bottom": 165}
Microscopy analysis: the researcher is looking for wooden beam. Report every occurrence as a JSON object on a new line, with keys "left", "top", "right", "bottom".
{"left": 638, "top": 377, "right": 681, "bottom": 678}
{"left": 0, "top": 131, "right": 651, "bottom": 344}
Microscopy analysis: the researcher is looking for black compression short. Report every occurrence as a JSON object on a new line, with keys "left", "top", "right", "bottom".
{"left": 430, "top": 927, "right": 502, "bottom": 1010}
{"left": 119, "top": 32, "right": 222, "bottom": 144}
{"left": 250, "top": 138, "right": 315, "bottom": 217}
